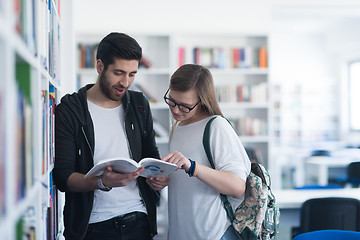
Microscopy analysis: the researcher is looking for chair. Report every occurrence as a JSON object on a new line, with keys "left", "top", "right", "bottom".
{"left": 348, "top": 161, "right": 360, "bottom": 187}
{"left": 300, "top": 197, "right": 360, "bottom": 234}
{"left": 331, "top": 161, "right": 360, "bottom": 187}
{"left": 292, "top": 230, "right": 360, "bottom": 240}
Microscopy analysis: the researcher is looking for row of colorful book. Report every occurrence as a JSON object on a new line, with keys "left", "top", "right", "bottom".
{"left": 78, "top": 44, "right": 153, "bottom": 69}
{"left": 15, "top": 0, "right": 61, "bottom": 85}
{"left": 228, "top": 117, "right": 268, "bottom": 137}
{"left": 215, "top": 83, "right": 267, "bottom": 103}
{"left": 178, "top": 46, "right": 267, "bottom": 69}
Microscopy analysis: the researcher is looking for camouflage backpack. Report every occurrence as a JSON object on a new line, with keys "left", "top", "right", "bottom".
{"left": 203, "top": 116, "right": 280, "bottom": 240}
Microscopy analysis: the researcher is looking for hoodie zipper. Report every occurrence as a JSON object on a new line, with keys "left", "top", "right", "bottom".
{"left": 123, "top": 112, "right": 151, "bottom": 231}
{"left": 81, "top": 126, "right": 94, "bottom": 158}
{"left": 124, "top": 121, "right": 134, "bottom": 159}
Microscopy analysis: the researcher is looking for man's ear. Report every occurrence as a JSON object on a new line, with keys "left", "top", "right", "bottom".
{"left": 96, "top": 59, "right": 104, "bottom": 74}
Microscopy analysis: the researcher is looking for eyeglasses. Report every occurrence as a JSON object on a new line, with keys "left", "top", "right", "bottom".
{"left": 163, "top": 89, "right": 199, "bottom": 113}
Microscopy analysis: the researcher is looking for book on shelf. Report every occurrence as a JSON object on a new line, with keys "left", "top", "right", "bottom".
{"left": 0, "top": 90, "right": 4, "bottom": 218}
{"left": 41, "top": 90, "right": 48, "bottom": 175}
{"left": 139, "top": 56, "right": 152, "bottom": 68}
{"left": 193, "top": 47, "right": 200, "bottom": 65}
{"left": 15, "top": 61, "right": 34, "bottom": 200}
{"left": 14, "top": 0, "right": 37, "bottom": 55}
{"left": 78, "top": 43, "right": 98, "bottom": 69}
{"left": 188, "top": 46, "right": 267, "bottom": 69}
{"left": 130, "top": 82, "right": 157, "bottom": 103}
{"left": 16, "top": 206, "right": 36, "bottom": 240}
{"left": 215, "top": 83, "right": 267, "bottom": 103}
{"left": 178, "top": 46, "right": 185, "bottom": 66}
{"left": 39, "top": 0, "right": 50, "bottom": 71}
{"left": 259, "top": 47, "right": 267, "bottom": 68}
{"left": 193, "top": 47, "right": 226, "bottom": 68}
{"left": 84, "top": 157, "right": 178, "bottom": 179}
{"left": 49, "top": 85, "right": 56, "bottom": 164}
{"left": 15, "top": 92, "right": 26, "bottom": 201}
{"left": 49, "top": 171, "right": 60, "bottom": 239}
{"left": 229, "top": 117, "right": 267, "bottom": 137}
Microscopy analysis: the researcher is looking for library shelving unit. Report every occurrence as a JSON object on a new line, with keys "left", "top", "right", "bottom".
{"left": 76, "top": 33, "right": 270, "bottom": 166}
{"left": 174, "top": 34, "right": 270, "bottom": 167}
{"left": 0, "top": 1, "right": 73, "bottom": 239}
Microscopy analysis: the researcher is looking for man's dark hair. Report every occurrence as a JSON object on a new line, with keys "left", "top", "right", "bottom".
{"left": 96, "top": 32, "right": 142, "bottom": 70}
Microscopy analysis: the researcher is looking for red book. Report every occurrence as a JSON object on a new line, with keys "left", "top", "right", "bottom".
{"left": 232, "top": 48, "right": 240, "bottom": 68}
{"left": 178, "top": 47, "right": 185, "bottom": 66}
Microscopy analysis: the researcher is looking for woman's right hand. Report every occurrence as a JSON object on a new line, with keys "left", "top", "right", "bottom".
{"left": 162, "top": 151, "right": 191, "bottom": 172}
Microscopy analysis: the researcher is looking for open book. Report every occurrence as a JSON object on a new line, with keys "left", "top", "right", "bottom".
{"left": 84, "top": 157, "right": 178, "bottom": 179}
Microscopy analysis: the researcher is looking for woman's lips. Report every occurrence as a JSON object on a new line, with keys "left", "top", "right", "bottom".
{"left": 171, "top": 112, "right": 182, "bottom": 119}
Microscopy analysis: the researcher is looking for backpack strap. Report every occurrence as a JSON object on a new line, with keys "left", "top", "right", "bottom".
{"left": 203, "top": 116, "right": 234, "bottom": 221}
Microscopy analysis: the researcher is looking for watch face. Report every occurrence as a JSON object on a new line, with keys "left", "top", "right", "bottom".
{"left": 100, "top": 186, "right": 111, "bottom": 191}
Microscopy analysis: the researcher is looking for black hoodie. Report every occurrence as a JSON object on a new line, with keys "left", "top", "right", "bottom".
{"left": 54, "top": 84, "right": 160, "bottom": 240}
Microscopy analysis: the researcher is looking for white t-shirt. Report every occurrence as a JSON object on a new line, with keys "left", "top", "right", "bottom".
{"left": 168, "top": 116, "right": 251, "bottom": 240}
{"left": 87, "top": 100, "right": 146, "bottom": 224}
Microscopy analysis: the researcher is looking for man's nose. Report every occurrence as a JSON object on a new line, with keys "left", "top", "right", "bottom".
{"left": 120, "top": 76, "right": 130, "bottom": 87}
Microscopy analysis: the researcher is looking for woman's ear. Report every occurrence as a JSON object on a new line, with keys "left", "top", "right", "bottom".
{"left": 96, "top": 59, "right": 104, "bottom": 74}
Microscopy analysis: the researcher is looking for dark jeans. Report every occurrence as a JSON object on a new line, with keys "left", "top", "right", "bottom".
{"left": 84, "top": 212, "right": 152, "bottom": 240}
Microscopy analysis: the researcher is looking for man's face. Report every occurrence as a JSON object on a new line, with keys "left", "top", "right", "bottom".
{"left": 99, "top": 58, "right": 139, "bottom": 102}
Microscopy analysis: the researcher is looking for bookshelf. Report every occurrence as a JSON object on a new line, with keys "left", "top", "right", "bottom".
{"left": 76, "top": 33, "right": 270, "bottom": 167}
{"left": 174, "top": 34, "right": 270, "bottom": 167}
{"left": 0, "top": 0, "right": 73, "bottom": 239}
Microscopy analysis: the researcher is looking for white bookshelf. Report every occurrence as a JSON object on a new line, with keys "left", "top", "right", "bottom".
{"left": 0, "top": 0, "right": 73, "bottom": 239}
{"left": 76, "top": 33, "right": 271, "bottom": 166}
{"left": 175, "top": 34, "right": 270, "bottom": 166}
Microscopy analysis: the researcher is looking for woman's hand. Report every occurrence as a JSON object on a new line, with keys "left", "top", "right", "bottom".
{"left": 162, "top": 151, "right": 191, "bottom": 172}
{"left": 146, "top": 175, "right": 170, "bottom": 191}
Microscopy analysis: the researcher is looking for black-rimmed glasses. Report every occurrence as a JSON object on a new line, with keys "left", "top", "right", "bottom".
{"left": 163, "top": 89, "right": 199, "bottom": 113}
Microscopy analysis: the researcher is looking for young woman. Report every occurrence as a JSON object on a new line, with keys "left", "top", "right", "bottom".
{"left": 162, "top": 64, "right": 251, "bottom": 240}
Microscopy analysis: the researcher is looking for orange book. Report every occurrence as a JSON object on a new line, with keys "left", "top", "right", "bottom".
{"left": 259, "top": 47, "right": 267, "bottom": 68}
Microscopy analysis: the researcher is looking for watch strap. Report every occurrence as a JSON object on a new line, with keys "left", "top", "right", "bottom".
{"left": 97, "top": 176, "right": 112, "bottom": 191}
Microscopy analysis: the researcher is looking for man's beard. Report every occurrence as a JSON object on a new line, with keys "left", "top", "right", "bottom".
{"left": 99, "top": 71, "right": 124, "bottom": 101}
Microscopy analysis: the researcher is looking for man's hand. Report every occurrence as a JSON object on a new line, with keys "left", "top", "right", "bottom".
{"left": 146, "top": 175, "right": 170, "bottom": 191}
{"left": 102, "top": 166, "right": 145, "bottom": 188}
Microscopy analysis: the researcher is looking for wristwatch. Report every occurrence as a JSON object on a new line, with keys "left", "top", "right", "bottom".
{"left": 97, "top": 176, "right": 112, "bottom": 191}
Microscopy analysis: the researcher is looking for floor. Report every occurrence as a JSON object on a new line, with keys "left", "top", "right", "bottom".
{"left": 154, "top": 188, "right": 168, "bottom": 240}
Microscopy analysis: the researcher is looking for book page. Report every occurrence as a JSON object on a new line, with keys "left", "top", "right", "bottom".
{"left": 84, "top": 157, "right": 178, "bottom": 179}
{"left": 84, "top": 158, "right": 140, "bottom": 178}
{"left": 139, "top": 158, "right": 178, "bottom": 178}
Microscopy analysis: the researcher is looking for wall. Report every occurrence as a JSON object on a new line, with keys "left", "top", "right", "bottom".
{"left": 324, "top": 19, "right": 360, "bottom": 141}
{"left": 73, "top": 0, "right": 360, "bottom": 35}
{"left": 73, "top": 0, "right": 272, "bottom": 35}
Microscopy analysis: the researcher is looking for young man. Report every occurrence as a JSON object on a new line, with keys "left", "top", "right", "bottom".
{"left": 54, "top": 32, "right": 169, "bottom": 240}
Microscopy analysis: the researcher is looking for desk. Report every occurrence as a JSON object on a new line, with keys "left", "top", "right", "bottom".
{"left": 305, "top": 157, "right": 355, "bottom": 185}
{"left": 274, "top": 188, "right": 360, "bottom": 228}
{"left": 305, "top": 149, "right": 360, "bottom": 185}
